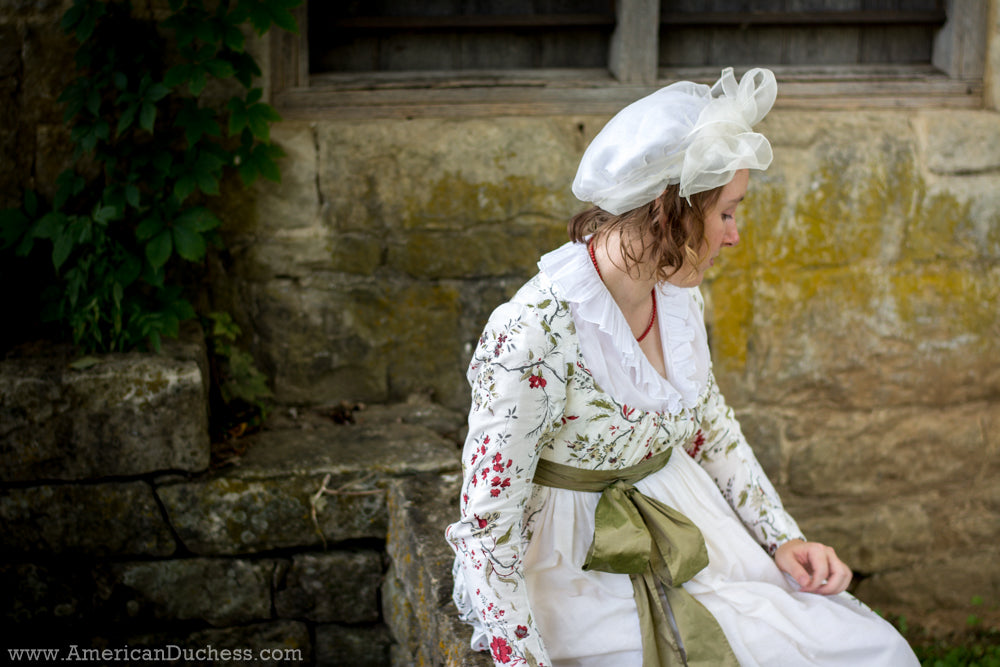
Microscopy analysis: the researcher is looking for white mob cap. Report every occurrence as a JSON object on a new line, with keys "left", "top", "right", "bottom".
{"left": 572, "top": 67, "right": 777, "bottom": 215}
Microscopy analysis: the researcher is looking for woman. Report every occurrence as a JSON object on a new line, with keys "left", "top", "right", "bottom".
{"left": 445, "top": 67, "right": 918, "bottom": 667}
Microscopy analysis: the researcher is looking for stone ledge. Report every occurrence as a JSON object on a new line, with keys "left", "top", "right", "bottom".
{"left": 385, "top": 473, "right": 492, "bottom": 667}
{"left": 0, "top": 342, "right": 209, "bottom": 483}
{"left": 0, "top": 480, "right": 176, "bottom": 557}
{"left": 157, "top": 416, "right": 461, "bottom": 556}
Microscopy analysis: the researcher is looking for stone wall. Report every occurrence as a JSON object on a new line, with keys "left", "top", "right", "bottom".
{"left": 0, "top": 341, "right": 465, "bottom": 665}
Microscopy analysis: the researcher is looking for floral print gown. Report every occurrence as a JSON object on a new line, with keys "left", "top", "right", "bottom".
{"left": 445, "top": 241, "right": 918, "bottom": 667}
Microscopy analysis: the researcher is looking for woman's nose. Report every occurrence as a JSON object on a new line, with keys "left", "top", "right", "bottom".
{"left": 723, "top": 223, "right": 740, "bottom": 247}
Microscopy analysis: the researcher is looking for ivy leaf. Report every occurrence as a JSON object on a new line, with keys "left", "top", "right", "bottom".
{"left": 0, "top": 206, "right": 29, "bottom": 250}
{"left": 116, "top": 103, "right": 139, "bottom": 136}
{"left": 227, "top": 96, "right": 249, "bottom": 136}
{"left": 34, "top": 211, "right": 66, "bottom": 239}
{"left": 205, "top": 58, "right": 235, "bottom": 79}
{"left": 177, "top": 103, "right": 221, "bottom": 146}
{"left": 176, "top": 207, "right": 221, "bottom": 232}
{"left": 146, "top": 82, "right": 170, "bottom": 102}
{"left": 255, "top": 142, "right": 285, "bottom": 183}
{"left": 188, "top": 68, "right": 207, "bottom": 96}
{"left": 146, "top": 229, "right": 173, "bottom": 269}
{"left": 136, "top": 216, "right": 163, "bottom": 241}
{"left": 230, "top": 51, "right": 261, "bottom": 87}
{"left": 172, "top": 223, "right": 207, "bottom": 261}
{"left": 247, "top": 102, "right": 281, "bottom": 142}
{"left": 74, "top": 124, "right": 98, "bottom": 153}
{"left": 193, "top": 18, "right": 216, "bottom": 45}
{"left": 268, "top": 5, "right": 299, "bottom": 34}
{"left": 192, "top": 151, "right": 225, "bottom": 195}
{"left": 228, "top": 91, "right": 281, "bottom": 142}
{"left": 52, "top": 228, "right": 77, "bottom": 270}
{"left": 60, "top": 1, "right": 85, "bottom": 34}
{"left": 125, "top": 184, "right": 140, "bottom": 208}
{"left": 54, "top": 170, "right": 85, "bottom": 209}
{"left": 85, "top": 88, "right": 101, "bottom": 115}
{"left": 164, "top": 64, "right": 191, "bottom": 88}
{"left": 152, "top": 151, "right": 173, "bottom": 176}
{"left": 115, "top": 252, "right": 142, "bottom": 286}
{"left": 223, "top": 25, "right": 245, "bottom": 51}
{"left": 93, "top": 205, "right": 119, "bottom": 225}
{"left": 237, "top": 142, "right": 285, "bottom": 186}
{"left": 174, "top": 174, "right": 197, "bottom": 203}
{"left": 139, "top": 102, "right": 157, "bottom": 132}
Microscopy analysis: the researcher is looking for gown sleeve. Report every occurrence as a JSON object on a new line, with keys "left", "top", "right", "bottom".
{"left": 687, "top": 381, "right": 806, "bottom": 556}
{"left": 445, "top": 298, "right": 568, "bottom": 667}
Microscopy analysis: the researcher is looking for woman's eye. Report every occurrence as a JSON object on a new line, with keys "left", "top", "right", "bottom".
{"left": 722, "top": 213, "right": 734, "bottom": 221}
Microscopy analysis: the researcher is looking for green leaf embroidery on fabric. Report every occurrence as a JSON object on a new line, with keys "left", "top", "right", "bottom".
{"left": 589, "top": 398, "right": 615, "bottom": 411}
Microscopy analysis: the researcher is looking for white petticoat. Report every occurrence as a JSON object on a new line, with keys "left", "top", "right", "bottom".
{"left": 456, "top": 448, "right": 919, "bottom": 666}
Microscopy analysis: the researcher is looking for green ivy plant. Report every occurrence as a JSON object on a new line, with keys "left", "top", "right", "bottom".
{"left": 205, "top": 310, "right": 272, "bottom": 444}
{"left": 0, "top": 0, "right": 298, "bottom": 353}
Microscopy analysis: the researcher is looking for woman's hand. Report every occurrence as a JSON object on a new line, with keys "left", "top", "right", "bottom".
{"left": 774, "top": 539, "right": 852, "bottom": 595}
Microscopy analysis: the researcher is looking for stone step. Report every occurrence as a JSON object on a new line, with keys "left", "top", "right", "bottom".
{"left": 0, "top": 339, "right": 210, "bottom": 483}
{"left": 386, "top": 473, "right": 492, "bottom": 667}
{"left": 157, "top": 407, "right": 462, "bottom": 556}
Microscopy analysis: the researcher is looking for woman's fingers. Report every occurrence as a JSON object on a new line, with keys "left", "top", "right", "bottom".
{"left": 775, "top": 540, "right": 852, "bottom": 595}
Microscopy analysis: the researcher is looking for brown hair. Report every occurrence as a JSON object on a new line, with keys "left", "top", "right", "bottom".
{"left": 567, "top": 184, "right": 724, "bottom": 282}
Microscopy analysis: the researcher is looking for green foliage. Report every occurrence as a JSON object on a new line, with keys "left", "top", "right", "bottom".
{"left": 0, "top": 0, "right": 299, "bottom": 353}
{"left": 914, "top": 639, "right": 1000, "bottom": 667}
{"left": 207, "top": 311, "right": 271, "bottom": 409}
{"left": 886, "top": 597, "right": 1000, "bottom": 667}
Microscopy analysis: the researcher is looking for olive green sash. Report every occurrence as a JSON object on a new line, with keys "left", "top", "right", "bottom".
{"left": 533, "top": 450, "right": 739, "bottom": 667}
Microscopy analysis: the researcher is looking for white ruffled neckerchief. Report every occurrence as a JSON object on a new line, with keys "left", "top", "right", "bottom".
{"left": 538, "top": 240, "right": 711, "bottom": 415}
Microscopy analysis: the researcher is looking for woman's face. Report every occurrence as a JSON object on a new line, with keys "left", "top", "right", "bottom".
{"left": 668, "top": 169, "right": 749, "bottom": 287}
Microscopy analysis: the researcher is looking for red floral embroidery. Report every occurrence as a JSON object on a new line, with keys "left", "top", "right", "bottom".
{"left": 491, "top": 636, "right": 513, "bottom": 664}
{"left": 515, "top": 625, "right": 529, "bottom": 639}
{"left": 686, "top": 429, "right": 706, "bottom": 458}
{"left": 528, "top": 374, "right": 547, "bottom": 389}
{"left": 490, "top": 474, "right": 512, "bottom": 497}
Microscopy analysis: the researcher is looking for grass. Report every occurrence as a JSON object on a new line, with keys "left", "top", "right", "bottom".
{"left": 889, "top": 597, "right": 1000, "bottom": 667}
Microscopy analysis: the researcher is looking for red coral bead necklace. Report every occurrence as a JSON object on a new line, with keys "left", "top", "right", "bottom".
{"left": 588, "top": 240, "right": 657, "bottom": 343}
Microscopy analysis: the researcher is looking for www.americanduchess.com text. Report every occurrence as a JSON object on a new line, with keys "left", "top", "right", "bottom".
{"left": 7, "top": 644, "right": 304, "bottom": 663}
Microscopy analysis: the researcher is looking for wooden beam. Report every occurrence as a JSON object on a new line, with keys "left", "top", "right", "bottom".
{"left": 269, "top": 4, "right": 309, "bottom": 94}
{"left": 609, "top": 0, "right": 659, "bottom": 85}
{"left": 274, "top": 70, "right": 982, "bottom": 119}
{"left": 933, "top": 0, "right": 987, "bottom": 80}
{"left": 325, "top": 14, "right": 615, "bottom": 30}
{"left": 660, "top": 10, "right": 947, "bottom": 27}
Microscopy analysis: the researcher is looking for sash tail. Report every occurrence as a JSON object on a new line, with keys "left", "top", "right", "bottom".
{"left": 533, "top": 453, "right": 739, "bottom": 667}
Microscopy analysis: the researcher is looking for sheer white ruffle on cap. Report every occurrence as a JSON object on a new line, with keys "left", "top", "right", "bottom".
{"left": 572, "top": 67, "right": 776, "bottom": 215}
{"left": 538, "top": 241, "right": 710, "bottom": 415}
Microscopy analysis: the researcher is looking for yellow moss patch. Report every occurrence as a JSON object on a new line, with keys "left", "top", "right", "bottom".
{"left": 411, "top": 171, "right": 568, "bottom": 229}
